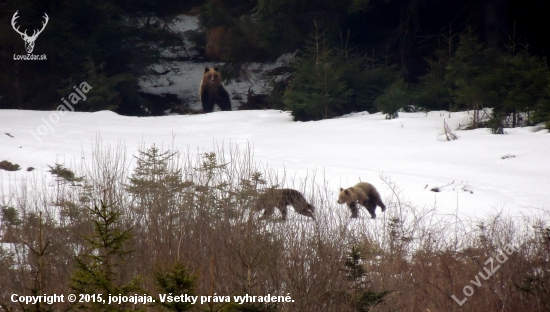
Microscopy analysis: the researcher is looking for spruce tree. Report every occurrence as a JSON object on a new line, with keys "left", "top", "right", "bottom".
{"left": 155, "top": 262, "right": 196, "bottom": 312}
{"left": 374, "top": 78, "right": 409, "bottom": 119}
{"left": 445, "top": 30, "right": 498, "bottom": 112}
{"left": 126, "top": 145, "right": 188, "bottom": 235}
{"left": 283, "top": 35, "right": 352, "bottom": 121}
{"left": 500, "top": 48, "right": 549, "bottom": 127}
{"left": 344, "top": 245, "right": 390, "bottom": 312}
{"left": 69, "top": 201, "right": 145, "bottom": 311}
{"left": 414, "top": 45, "right": 454, "bottom": 111}
{"left": 127, "top": 145, "right": 186, "bottom": 206}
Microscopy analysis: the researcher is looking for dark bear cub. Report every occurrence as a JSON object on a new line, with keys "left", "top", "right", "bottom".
{"left": 254, "top": 188, "right": 315, "bottom": 221}
{"left": 337, "top": 182, "right": 386, "bottom": 219}
{"left": 199, "top": 67, "right": 231, "bottom": 113}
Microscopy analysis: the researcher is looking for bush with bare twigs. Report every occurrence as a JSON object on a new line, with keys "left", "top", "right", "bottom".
{"left": 0, "top": 142, "right": 548, "bottom": 312}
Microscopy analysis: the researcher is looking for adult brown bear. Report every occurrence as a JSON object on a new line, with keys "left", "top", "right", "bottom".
{"left": 254, "top": 188, "right": 315, "bottom": 221}
{"left": 199, "top": 67, "right": 231, "bottom": 113}
{"left": 338, "top": 182, "right": 386, "bottom": 219}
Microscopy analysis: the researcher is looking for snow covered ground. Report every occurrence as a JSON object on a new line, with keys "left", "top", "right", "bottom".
{"left": 1, "top": 14, "right": 548, "bottom": 223}
{"left": 1, "top": 109, "right": 548, "bottom": 221}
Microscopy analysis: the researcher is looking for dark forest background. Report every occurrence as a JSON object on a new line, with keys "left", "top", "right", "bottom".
{"left": 1, "top": 0, "right": 550, "bottom": 128}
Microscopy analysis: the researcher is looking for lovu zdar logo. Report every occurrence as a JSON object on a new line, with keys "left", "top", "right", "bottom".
{"left": 11, "top": 10, "right": 49, "bottom": 54}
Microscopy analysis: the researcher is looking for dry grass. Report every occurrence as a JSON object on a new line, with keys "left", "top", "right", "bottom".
{"left": 0, "top": 142, "right": 549, "bottom": 311}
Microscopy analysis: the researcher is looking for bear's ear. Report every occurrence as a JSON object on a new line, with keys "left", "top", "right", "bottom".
{"left": 339, "top": 188, "right": 344, "bottom": 192}
{"left": 344, "top": 189, "right": 350, "bottom": 195}
{"left": 213, "top": 67, "right": 219, "bottom": 72}
{"left": 204, "top": 67, "right": 210, "bottom": 73}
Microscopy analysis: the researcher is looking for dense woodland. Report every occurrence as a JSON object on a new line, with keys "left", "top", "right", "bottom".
{"left": 1, "top": 0, "right": 550, "bottom": 128}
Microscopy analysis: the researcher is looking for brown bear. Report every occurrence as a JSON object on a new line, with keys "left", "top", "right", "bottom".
{"left": 337, "top": 182, "right": 386, "bottom": 219}
{"left": 254, "top": 188, "right": 315, "bottom": 221}
{"left": 199, "top": 67, "right": 231, "bottom": 113}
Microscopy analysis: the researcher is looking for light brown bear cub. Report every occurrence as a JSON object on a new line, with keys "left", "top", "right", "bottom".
{"left": 199, "top": 67, "right": 231, "bottom": 113}
{"left": 338, "top": 182, "right": 386, "bottom": 219}
{"left": 254, "top": 189, "right": 315, "bottom": 221}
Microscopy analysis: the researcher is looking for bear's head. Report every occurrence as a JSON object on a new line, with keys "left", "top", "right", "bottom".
{"left": 337, "top": 188, "right": 354, "bottom": 204}
{"left": 304, "top": 204, "right": 315, "bottom": 219}
{"left": 202, "top": 67, "right": 223, "bottom": 87}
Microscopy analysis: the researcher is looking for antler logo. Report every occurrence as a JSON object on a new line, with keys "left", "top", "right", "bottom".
{"left": 11, "top": 11, "right": 49, "bottom": 54}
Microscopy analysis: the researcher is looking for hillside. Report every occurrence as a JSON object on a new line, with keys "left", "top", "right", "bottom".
{"left": 2, "top": 109, "right": 548, "bottom": 218}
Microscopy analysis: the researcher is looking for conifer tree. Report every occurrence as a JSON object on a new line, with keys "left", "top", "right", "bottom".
{"left": 343, "top": 245, "right": 390, "bottom": 312}
{"left": 374, "top": 78, "right": 409, "bottom": 119}
{"left": 345, "top": 245, "right": 367, "bottom": 291}
{"left": 534, "top": 95, "right": 550, "bottom": 129}
{"left": 500, "top": 48, "right": 549, "bottom": 127}
{"left": 413, "top": 45, "right": 454, "bottom": 111}
{"left": 193, "top": 152, "right": 231, "bottom": 219}
{"left": 283, "top": 35, "right": 352, "bottom": 121}
{"left": 445, "top": 30, "right": 498, "bottom": 112}
{"left": 155, "top": 262, "right": 196, "bottom": 312}
{"left": 23, "top": 212, "right": 54, "bottom": 312}
{"left": 127, "top": 145, "right": 186, "bottom": 205}
{"left": 69, "top": 201, "right": 145, "bottom": 311}
{"left": 126, "top": 145, "right": 187, "bottom": 233}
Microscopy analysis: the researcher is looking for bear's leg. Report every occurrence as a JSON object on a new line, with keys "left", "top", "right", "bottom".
{"left": 218, "top": 88, "right": 232, "bottom": 111}
{"left": 378, "top": 199, "right": 386, "bottom": 212}
{"left": 295, "top": 204, "right": 315, "bottom": 219}
{"left": 349, "top": 202, "right": 359, "bottom": 218}
{"left": 201, "top": 93, "right": 215, "bottom": 113}
{"left": 279, "top": 206, "right": 288, "bottom": 221}
{"left": 364, "top": 201, "right": 377, "bottom": 219}
{"left": 261, "top": 206, "right": 275, "bottom": 219}
{"left": 366, "top": 206, "right": 376, "bottom": 219}
{"left": 202, "top": 102, "right": 215, "bottom": 113}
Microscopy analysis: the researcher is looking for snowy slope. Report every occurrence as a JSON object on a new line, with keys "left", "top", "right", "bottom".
{"left": 1, "top": 109, "right": 548, "bottom": 221}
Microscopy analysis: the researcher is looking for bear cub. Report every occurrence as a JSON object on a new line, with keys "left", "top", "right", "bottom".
{"left": 199, "top": 67, "right": 231, "bottom": 113}
{"left": 338, "top": 182, "right": 386, "bottom": 219}
{"left": 254, "top": 188, "right": 315, "bottom": 221}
